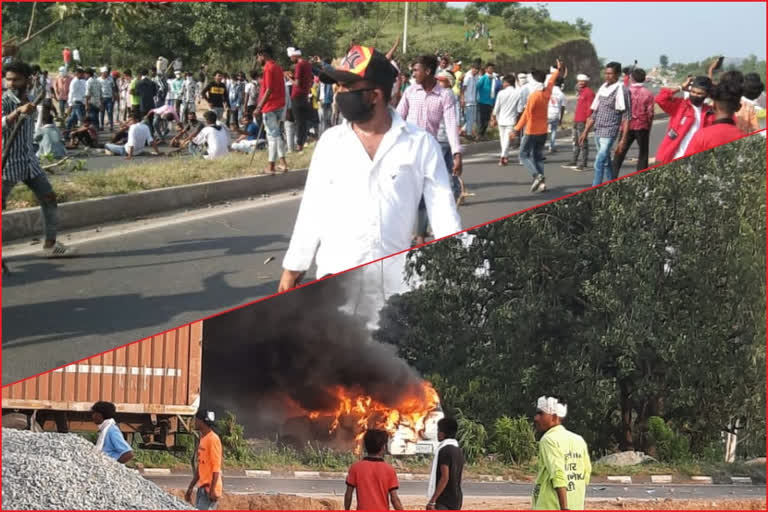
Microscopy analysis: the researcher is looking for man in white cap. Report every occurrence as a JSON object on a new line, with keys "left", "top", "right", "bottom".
{"left": 566, "top": 74, "right": 595, "bottom": 171}
{"left": 532, "top": 396, "right": 591, "bottom": 511}
{"left": 97, "top": 66, "right": 116, "bottom": 131}
{"left": 54, "top": 66, "right": 72, "bottom": 125}
{"left": 168, "top": 70, "right": 185, "bottom": 116}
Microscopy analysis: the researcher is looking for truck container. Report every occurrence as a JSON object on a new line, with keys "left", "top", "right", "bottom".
{"left": 2, "top": 322, "right": 202, "bottom": 449}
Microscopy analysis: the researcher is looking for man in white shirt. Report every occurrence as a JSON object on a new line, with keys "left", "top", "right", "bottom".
{"left": 65, "top": 68, "right": 87, "bottom": 131}
{"left": 103, "top": 112, "right": 160, "bottom": 159}
{"left": 490, "top": 74, "right": 521, "bottom": 166}
{"left": 97, "top": 66, "right": 116, "bottom": 131}
{"left": 192, "top": 110, "right": 230, "bottom": 160}
{"left": 547, "top": 78, "right": 566, "bottom": 153}
{"left": 84, "top": 68, "right": 102, "bottom": 129}
{"left": 278, "top": 46, "right": 462, "bottom": 294}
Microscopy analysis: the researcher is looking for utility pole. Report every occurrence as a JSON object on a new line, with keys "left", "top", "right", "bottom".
{"left": 403, "top": 2, "right": 409, "bottom": 54}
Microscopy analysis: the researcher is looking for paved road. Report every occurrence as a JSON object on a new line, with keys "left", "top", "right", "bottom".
{"left": 2, "top": 122, "right": 667, "bottom": 384}
{"left": 145, "top": 475, "right": 764, "bottom": 499}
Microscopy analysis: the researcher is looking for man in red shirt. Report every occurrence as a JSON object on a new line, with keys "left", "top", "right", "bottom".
{"left": 655, "top": 75, "right": 714, "bottom": 164}
{"left": 255, "top": 46, "right": 289, "bottom": 174}
{"left": 345, "top": 430, "right": 403, "bottom": 511}
{"left": 288, "top": 47, "right": 313, "bottom": 152}
{"left": 62, "top": 47, "right": 72, "bottom": 70}
{"left": 613, "top": 68, "right": 655, "bottom": 175}
{"left": 686, "top": 71, "right": 747, "bottom": 156}
{"left": 566, "top": 73, "right": 595, "bottom": 171}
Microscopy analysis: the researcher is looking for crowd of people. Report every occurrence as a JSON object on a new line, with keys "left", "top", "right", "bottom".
{"left": 3, "top": 40, "right": 765, "bottom": 267}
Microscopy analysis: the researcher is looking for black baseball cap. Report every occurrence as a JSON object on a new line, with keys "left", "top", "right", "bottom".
{"left": 320, "top": 46, "right": 397, "bottom": 91}
{"left": 691, "top": 76, "right": 713, "bottom": 91}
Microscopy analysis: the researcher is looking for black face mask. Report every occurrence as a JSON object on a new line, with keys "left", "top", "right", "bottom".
{"left": 689, "top": 95, "right": 706, "bottom": 107}
{"left": 336, "top": 89, "right": 375, "bottom": 123}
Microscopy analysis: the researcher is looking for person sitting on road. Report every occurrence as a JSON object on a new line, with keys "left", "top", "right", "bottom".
{"left": 35, "top": 111, "right": 67, "bottom": 159}
{"left": 66, "top": 116, "right": 101, "bottom": 149}
{"left": 91, "top": 401, "right": 134, "bottom": 464}
{"left": 231, "top": 112, "right": 264, "bottom": 153}
{"left": 103, "top": 111, "right": 160, "bottom": 159}
{"left": 192, "top": 110, "right": 230, "bottom": 160}
{"left": 148, "top": 103, "right": 180, "bottom": 141}
{"left": 171, "top": 110, "right": 204, "bottom": 148}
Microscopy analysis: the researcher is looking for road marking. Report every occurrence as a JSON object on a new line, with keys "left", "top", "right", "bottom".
{"left": 651, "top": 475, "right": 673, "bottom": 483}
{"left": 607, "top": 476, "right": 633, "bottom": 484}
{"left": 142, "top": 468, "right": 172, "bottom": 475}
{"left": 691, "top": 476, "right": 713, "bottom": 484}
{"left": 244, "top": 470, "right": 272, "bottom": 478}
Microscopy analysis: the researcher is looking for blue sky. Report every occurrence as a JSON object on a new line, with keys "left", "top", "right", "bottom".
{"left": 448, "top": 2, "right": 766, "bottom": 67}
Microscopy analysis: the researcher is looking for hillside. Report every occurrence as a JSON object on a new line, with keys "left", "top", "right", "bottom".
{"left": 2, "top": 2, "right": 598, "bottom": 82}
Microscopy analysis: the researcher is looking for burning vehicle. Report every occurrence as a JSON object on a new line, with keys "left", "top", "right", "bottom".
{"left": 277, "top": 383, "right": 444, "bottom": 456}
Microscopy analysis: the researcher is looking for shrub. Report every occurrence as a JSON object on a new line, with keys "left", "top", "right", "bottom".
{"left": 490, "top": 415, "right": 537, "bottom": 465}
{"left": 456, "top": 413, "right": 488, "bottom": 463}
{"left": 214, "top": 411, "right": 252, "bottom": 462}
{"left": 647, "top": 416, "right": 691, "bottom": 462}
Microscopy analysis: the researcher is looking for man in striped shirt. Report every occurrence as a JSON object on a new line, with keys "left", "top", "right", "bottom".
{"left": 397, "top": 54, "right": 463, "bottom": 244}
{"left": 2, "top": 61, "right": 75, "bottom": 257}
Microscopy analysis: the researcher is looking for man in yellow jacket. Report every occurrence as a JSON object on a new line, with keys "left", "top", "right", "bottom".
{"left": 532, "top": 396, "right": 591, "bottom": 510}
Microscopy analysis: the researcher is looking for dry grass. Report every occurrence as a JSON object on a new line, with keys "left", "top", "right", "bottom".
{"left": 5, "top": 150, "right": 314, "bottom": 210}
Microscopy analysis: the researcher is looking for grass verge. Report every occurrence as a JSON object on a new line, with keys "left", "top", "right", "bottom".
{"left": 4, "top": 149, "right": 314, "bottom": 211}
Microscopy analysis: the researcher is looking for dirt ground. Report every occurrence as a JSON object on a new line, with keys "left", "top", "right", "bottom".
{"left": 165, "top": 489, "right": 766, "bottom": 510}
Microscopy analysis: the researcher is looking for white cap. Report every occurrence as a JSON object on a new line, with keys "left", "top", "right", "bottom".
{"left": 99, "top": 66, "right": 108, "bottom": 73}
{"left": 287, "top": 47, "right": 301, "bottom": 57}
{"left": 436, "top": 70, "right": 455, "bottom": 86}
{"left": 577, "top": 74, "right": 590, "bottom": 82}
{"left": 537, "top": 396, "right": 568, "bottom": 418}
{"left": 58, "top": 66, "right": 67, "bottom": 74}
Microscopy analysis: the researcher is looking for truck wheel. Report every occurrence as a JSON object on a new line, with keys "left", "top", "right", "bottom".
{"left": 2, "top": 412, "right": 28, "bottom": 430}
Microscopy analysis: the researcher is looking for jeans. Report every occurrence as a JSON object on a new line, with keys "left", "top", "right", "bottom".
{"left": 104, "top": 143, "right": 128, "bottom": 156}
{"left": 262, "top": 108, "right": 286, "bottom": 162}
{"left": 520, "top": 133, "right": 547, "bottom": 178}
{"left": 2, "top": 174, "right": 58, "bottom": 242}
{"left": 87, "top": 104, "right": 100, "bottom": 128}
{"left": 58, "top": 99, "right": 68, "bottom": 121}
{"left": 100, "top": 98, "right": 114, "bottom": 130}
{"left": 211, "top": 107, "right": 224, "bottom": 121}
{"left": 593, "top": 135, "right": 617, "bottom": 186}
{"left": 284, "top": 121, "right": 296, "bottom": 152}
{"left": 319, "top": 103, "right": 333, "bottom": 136}
{"left": 291, "top": 95, "right": 311, "bottom": 148}
{"left": 416, "top": 141, "right": 462, "bottom": 237}
{"left": 463, "top": 104, "right": 477, "bottom": 135}
{"left": 498, "top": 125, "right": 514, "bottom": 158}
{"left": 195, "top": 487, "right": 217, "bottom": 510}
{"left": 548, "top": 119, "right": 559, "bottom": 150}
{"left": 227, "top": 106, "right": 241, "bottom": 127}
{"left": 66, "top": 102, "right": 85, "bottom": 131}
{"left": 571, "top": 121, "right": 588, "bottom": 166}
{"left": 613, "top": 129, "right": 650, "bottom": 176}
{"left": 477, "top": 103, "right": 493, "bottom": 136}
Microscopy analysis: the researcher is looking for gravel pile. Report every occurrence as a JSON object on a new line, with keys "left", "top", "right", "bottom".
{"left": 2, "top": 428, "right": 193, "bottom": 510}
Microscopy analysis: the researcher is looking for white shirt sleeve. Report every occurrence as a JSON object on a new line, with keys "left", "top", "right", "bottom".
{"left": 420, "top": 134, "right": 462, "bottom": 239}
{"left": 282, "top": 139, "right": 327, "bottom": 272}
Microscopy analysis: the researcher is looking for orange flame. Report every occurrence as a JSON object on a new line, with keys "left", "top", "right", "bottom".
{"left": 307, "top": 382, "right": 439, "bottom": 454}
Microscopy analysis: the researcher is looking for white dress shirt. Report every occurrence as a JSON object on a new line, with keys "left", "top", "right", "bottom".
{"left": 67, "top": 78, "right": 87, "bottom": 106}
{"left": 283, "top": 108, "right": 462, "bottom": 280}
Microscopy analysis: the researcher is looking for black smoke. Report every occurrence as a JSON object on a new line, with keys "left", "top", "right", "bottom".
{"left": 200, "top": 273, "right": 426, "bottom": 438}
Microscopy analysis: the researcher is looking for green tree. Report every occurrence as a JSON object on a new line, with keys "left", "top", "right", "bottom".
{"left": 376, "top": 137, "right": 766, "bottom": 457}
{"left": 464, "top": 4, "right": 480, "bottom": 25}
{"left": 574, "top": 17, "right": 592, "bottom": 38}
{"left": 659, "top": 54, "right": 669, "bottom": 70}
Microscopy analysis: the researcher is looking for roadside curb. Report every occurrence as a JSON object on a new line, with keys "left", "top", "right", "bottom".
{"left": 139, "top": 468, "right": 757, "bottom": 486}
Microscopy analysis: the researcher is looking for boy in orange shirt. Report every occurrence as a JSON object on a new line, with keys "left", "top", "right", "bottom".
{"left": 186, "top": 410, "right": 223, "bottom": 510}
{"left": 512, "top": 59, "right": 562, "bottom": 193}
{"left": 345, "top": 430, "right": 404, "bottom": 510}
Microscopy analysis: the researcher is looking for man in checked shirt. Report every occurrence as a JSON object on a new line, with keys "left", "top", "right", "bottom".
{"left": 397, "top": 54, "right": 463, "bottom": 245}
{"left": 2, "top": 61, "right": 76, "bottom": 258}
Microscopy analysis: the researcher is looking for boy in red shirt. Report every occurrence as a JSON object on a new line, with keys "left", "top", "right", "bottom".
{"left": 255, "top": 46, "right": 289, "bottom": 174}
{"left": 686, "top": 71, "right": 749, "bottom": 156}
{"left": 345, "top": 430, "right": 403, "bottom": 511}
